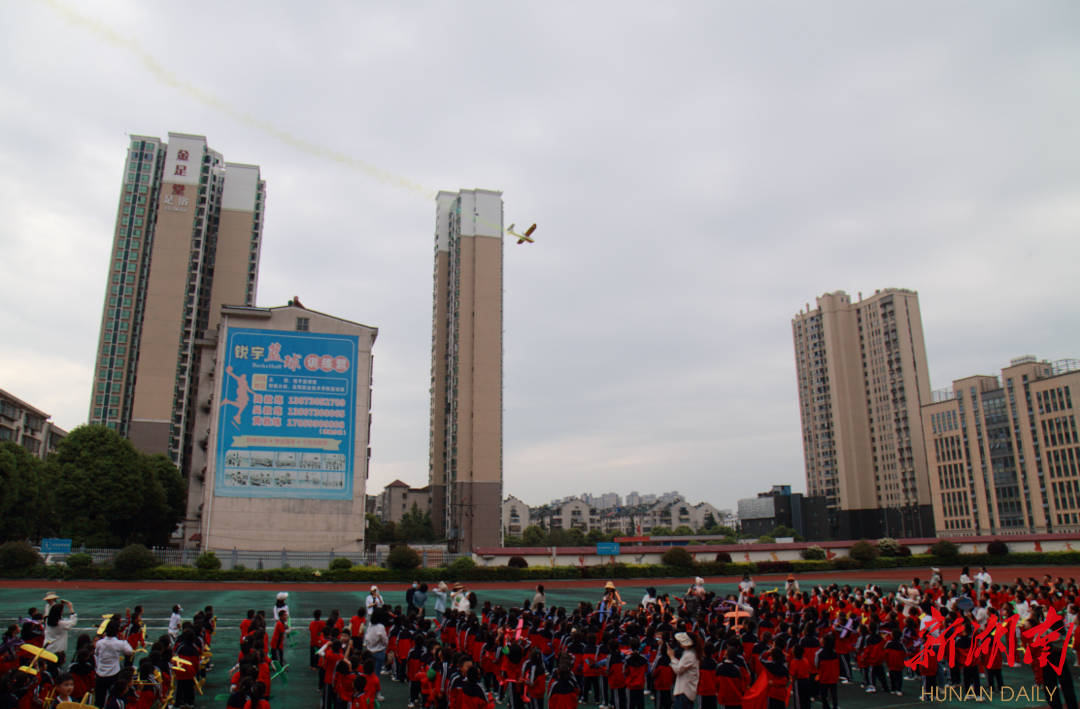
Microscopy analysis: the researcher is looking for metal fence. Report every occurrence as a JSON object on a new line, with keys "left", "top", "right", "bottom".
{"left": 49, "top": 547, "right": 463, "bottom": 570}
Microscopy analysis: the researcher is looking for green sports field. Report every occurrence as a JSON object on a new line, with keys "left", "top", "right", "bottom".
{"left": 0, "top": 577, "right": 1066, "bottom": 709}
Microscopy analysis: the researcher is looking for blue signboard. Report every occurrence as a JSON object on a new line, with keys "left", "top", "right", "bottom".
{"left": 41, "top": 539, "right": 72, "bottom": 555}
{"left": 597, "top": 542, "right": 621, "bottom": 555}
{"left": 215, "top": 328, "right": 359, "bottom": 499}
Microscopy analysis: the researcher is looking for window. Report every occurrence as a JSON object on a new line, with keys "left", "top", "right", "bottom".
{"left": 296, "top": 317, "right": 309, "bottom": 332}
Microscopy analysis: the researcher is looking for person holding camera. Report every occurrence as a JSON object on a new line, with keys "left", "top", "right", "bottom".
{"left": 43, "top": 599, "right": 77, "bottom": 654}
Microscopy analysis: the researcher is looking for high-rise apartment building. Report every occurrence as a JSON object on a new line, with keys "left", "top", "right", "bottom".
{"left": 428, "top": 189, "right": 504, "bottom": 550}
{"left": 89, "top": 133, "right": 265, "bottom": 479}
{"left": 792, "top": 289, "right": 934, "bottom": 539}
{"left": 922, "top": 356, "right": 1080, "bottom": 536}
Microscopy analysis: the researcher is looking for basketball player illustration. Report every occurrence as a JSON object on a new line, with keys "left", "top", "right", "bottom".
{"left": 221, "top": 365, "right": 251, "bottom": 428}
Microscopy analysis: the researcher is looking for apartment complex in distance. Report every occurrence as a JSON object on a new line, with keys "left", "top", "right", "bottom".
{"left": 428, "top": 189, "right": 504, "bottom": 550}
{"left": 89, "top": 133, "right": 265, "bottom": 480}
{"left": 0, "top": 388, "right": 67, "bottom": 460}
{"left": 922, "top": 356, "right": 1080, "bottom": 536}
{"left": 792, "top": 289, "right": 934, "bottom": 539}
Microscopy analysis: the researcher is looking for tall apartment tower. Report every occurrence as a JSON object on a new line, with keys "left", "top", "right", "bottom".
{"left": 792, "top": 289, "right": 934, "bottom": 539}
{"left": 428, "top": 189, "right": 504, "bottom": 551}
{"left": 89, "top": 133, "right": 265, "bottom": 478}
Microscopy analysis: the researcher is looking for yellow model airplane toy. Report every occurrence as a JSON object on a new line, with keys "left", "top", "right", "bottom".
{"left": 506, "top": 223, "right": 537, "bottom": 244}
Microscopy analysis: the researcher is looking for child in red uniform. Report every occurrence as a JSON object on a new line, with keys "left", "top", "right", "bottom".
{"left": 862, "top": 624, "right": 887, "bottom": 694}
{"left": 815, "top": 635, "right": 840, "bottom": 709}
{"left": 650, "top": 640, "right": 675, "bottom": 709}
{"left": 48, "top": 674, "right": 75, "bottom": 709}
{"left": 360, "top": 659, "right": 381, "bottom": 706}
{"left": 883, "top": 629, "right": 906, "bottom": 696}
{"left": 525, "top": 649, "right": 548, "bottom": 709}
{"left": 310, "top": 611, "right": 327, "bottom": 670}
{"left": 349, "top": 675, "right": 369, "bottom": 709}
{"left": 547, "top": 666, "right": 579, "bottom": 709}
{"left": 270, "top": 611, "right": 288, "bottom": 667}
{"left": 696, "top": 642, "right": 717, "bottom": 709}
{"left": 245, "top": 681, "right": 269, "bottom": 709}
{"left": 715, "top": 647, "right": 746, "bottom": 709}
{"left": 623, "top": 640, "right": 648, "bottom": 709}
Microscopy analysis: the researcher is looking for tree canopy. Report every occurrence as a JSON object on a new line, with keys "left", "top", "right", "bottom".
{"left": 0, "top": 442, "right": 51, "bottom": 541}
{"left": 45, "top": 425, "right": 187, "bottom": 547}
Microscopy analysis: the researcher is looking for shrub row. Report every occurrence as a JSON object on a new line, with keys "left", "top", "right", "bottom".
{"left": 4, "top": 550, "right": 1079, "bottom": 583}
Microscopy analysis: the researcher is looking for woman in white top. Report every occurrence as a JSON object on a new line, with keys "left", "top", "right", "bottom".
{"left": 959, "top": 566, "right": 974, "bottom": 586}
{"left": 364, "top": 609, "right": 389, "bottom": 680}
{"left": 453, "top": 585, "right": 472, "bottom": 613}
{"left": 641, "top": 587, "right": 658, "bottom": 607}
{"left": 43, "top": 600, "right": 77, "bottom": 654}
{"left": 274, "top": 592, "right": 290, "bottom": 619}
{"left": 669, "top": 632, "right": 702, "bottom": 709}
{"left": 738, "top": 575, "right": 755, "bottom": 595}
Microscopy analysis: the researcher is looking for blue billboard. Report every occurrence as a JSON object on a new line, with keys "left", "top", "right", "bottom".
{"left": 215, "top": 327, "right": 359, "bottom": 500}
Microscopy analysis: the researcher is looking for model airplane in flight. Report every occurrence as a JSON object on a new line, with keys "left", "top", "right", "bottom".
{"left": 507, "top": 223, "right": 537, "bottom": 244}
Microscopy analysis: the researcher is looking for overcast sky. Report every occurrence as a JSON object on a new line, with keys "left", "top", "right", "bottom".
{"left": 2, "top": 1, "right": 1078, "bottom": 511}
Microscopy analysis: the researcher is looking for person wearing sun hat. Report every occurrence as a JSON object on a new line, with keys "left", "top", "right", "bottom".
{"left": 785, "top": 574, "right": 799, "bottom": 595}
{"left": 452, "top": 583, "right": 471, "bottom": 612}
{"left": 366, "top": 585, "right": 383, "bottom": 614}
{"left": 668, "top": 632, "right": 703, "bottom": 709}
{"left": 601, "top": 581, "right": 625, "bottom": 616}
{"left": 43, "top": 592, "right": 60, "bottom": 609}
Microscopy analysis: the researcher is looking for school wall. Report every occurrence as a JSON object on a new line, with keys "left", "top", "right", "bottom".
{"left": 471, "top": 533, "right": 1080, "bottom": 567}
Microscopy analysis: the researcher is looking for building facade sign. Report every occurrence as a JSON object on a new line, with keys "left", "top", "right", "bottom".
{"left": 214, "top": 327, "right": 358, "bottom": 500}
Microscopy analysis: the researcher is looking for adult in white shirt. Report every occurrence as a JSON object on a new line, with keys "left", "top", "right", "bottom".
{"left": 364, "top": 609, "right": 389, "bottom": 677}
{"left": 669, "top": 632, "right": 701, "bottom": 709}
{"left": 959, "top": 567, "right": 974, "bottom": 586}
{"left": 366, "top": 586, "right": 384, "bottom": 614}
{"left": 975, "top": 567, "right": 992, "bottom": 589}
{"left": 738, "top": 575, "right": 755, "bottom": 595}
{"left": 642, "top": 587, "right": 658, "bottom": 607}
{"left": 43, "top": 600, "right": 77, "bottom": 654}
{"left": 94, "top": 618, "right": 133, "bottom": 706}
{"left": 453, "top": 584, "right": 471, "bottom": 613}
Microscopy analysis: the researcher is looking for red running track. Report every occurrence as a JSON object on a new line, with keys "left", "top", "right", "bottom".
{"left": 0, "top": 565, "right": 1068, "bottom": 594}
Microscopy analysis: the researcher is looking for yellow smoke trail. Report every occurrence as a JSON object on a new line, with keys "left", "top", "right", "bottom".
{"left": 37, "top": 0, "right": 437, "bottom": 201}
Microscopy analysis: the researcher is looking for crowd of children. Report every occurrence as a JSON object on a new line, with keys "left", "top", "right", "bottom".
{"left": 0, "top": 593, "right": 217, "bottom": 709}
{"left": 2, "top": 572, "right": 1079, "bottom": 709}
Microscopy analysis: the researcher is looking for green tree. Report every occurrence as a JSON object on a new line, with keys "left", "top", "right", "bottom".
{"left": 503, "top": 535, "right": 523, "bottom": 547}
{"left": 365, "top": 514, "right": 383, "bottom": 543}
{"left": 672, "top": 525, "right": 694, "bottom": 536}
{"left": 0, "top": 442, "right": 51, "bottom": 541}
{"left": 565, "top": 527, "right": 587, "bottom": 545}
{"left": 770, "top": 525, "right": 804, "bottom": 543}
{"left": 585, "top": 528, "right": 607, "bottom": 544}
{"left": 650, "top": 526, "right": 671, "bottom": 536}
{"left": 701, "top": 512, "right": 718, "bottom": 530}
{"left": 47, "top": 426, "right": 186, "bottom": 547}
{"left": 142, "top": 454, "right": 188, "bottom": 546}
{"left": 396, "top": 502, "right": 435, "bottom": 542}
{"left": 521, "top": 525, "right": 547, "bottom": 546}
{"left": 379, "top": 521, "right": 397, "bottom": 544}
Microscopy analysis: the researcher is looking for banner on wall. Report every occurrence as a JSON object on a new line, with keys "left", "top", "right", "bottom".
{"left": 215, "top": 327, "right": 359, "bottom": 499}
